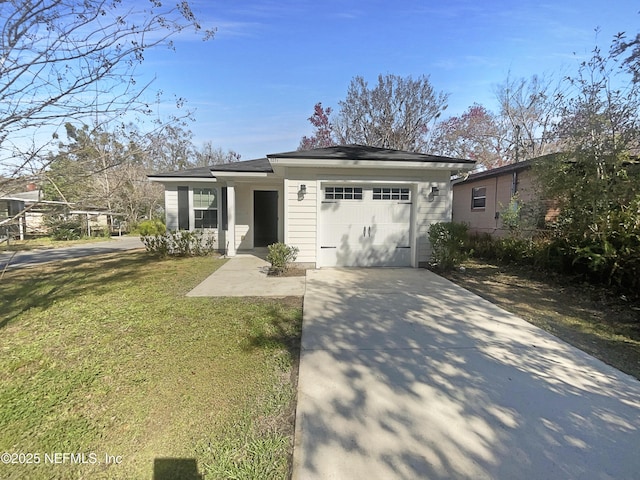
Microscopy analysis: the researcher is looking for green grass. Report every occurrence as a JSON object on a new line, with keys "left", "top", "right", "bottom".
{"left": 0, "top": 252, "right": 302, "bottom": 479}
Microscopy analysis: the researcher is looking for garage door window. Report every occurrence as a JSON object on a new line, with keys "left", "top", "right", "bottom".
{"left": 325, "top": 186, "right": 363, "bottom": 200}
{"left": 373, "top": 187, "right": 410, "bottom": 201}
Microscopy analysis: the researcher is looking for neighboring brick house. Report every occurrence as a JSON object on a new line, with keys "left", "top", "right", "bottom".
{"left": 452, "top": 158, "right": 557, "bottom": 237}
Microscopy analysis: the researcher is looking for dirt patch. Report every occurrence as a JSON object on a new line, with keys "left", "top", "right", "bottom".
{"left": 267, "top": 267, "right": 307, "bottom": 277}
{"left": 441, "top": 260, "right": 640, "bottom": 380}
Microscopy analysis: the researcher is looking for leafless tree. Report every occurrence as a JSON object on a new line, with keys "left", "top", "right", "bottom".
{"left": 494, "top": 74, "right": 562, "bottom": 161}
{"left": 196, "top": 141, "right": 241, "bottom": 166}
{"left": 334, "top": 74, "right": 449, "bottom": 152}
{"left": 430, "top": 104, "right": 510, "bottom": 169}
{"left": 0, "top": 0, "right": 213, "bottom": 189}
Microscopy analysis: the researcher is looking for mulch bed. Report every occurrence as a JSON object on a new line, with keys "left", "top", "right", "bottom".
{"left": 267, "top": 267, "right": 307, "bottom": 277}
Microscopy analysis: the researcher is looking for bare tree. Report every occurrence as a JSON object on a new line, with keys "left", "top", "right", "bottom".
{"left": 430, "top": 104, "right": 509, "bottom": 169}
{"left": 196, "top": 141, "right": 241, "bottom": 166}
{"left": 0, "top": 0, "right": 213, "bottom": 188}
{"left": 43, "top": 121, "right": 243, "bottom": 224}
{"left": 494, "top": 74, "right": 562, "bottom": 161}
{"left": 334, "top": 74, "right": 449, "bottom": 152}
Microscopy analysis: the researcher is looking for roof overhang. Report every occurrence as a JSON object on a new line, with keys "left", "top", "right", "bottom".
{"left": 147, "top": 176, "right": 218, "bottom": 183}
{"left": 210, "top": 171, "right": 271, "bottom": 178}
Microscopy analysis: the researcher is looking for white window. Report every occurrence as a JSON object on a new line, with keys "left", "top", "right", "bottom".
{"left": 325, "top": 186, "right": 363, "bottom": 200}
{"left": 373, "top": 187, "right": 410, "bottom": 201}
{"left": 472, "top": 187, "right": 486, "bottom": 209}
{"left": 193, "top": 188, "right": 217, "bottom": 228}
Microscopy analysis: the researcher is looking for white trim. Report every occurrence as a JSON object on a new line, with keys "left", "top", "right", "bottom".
{"left": 210, "top": 171, "right": 271, "bottom": 178}
{"left": 410, "top": 183, "right": 417, "bottom": 267}
{"left": 227, "top": 183, "right": 236, "bottom": 256}
{"left": 148, "top": 177, "right": 217, "bottom": 183}
{"left": 283, "top": 178, "right": 290, "bottom": 245}
{"left": 315, "top": 180, "right": 418, "bottom": 267}
{"left": 316, "top": 178, "right": 417, "bottom": 184}
{"left": 315, "top": 179, "right": 322, "bottom": 266}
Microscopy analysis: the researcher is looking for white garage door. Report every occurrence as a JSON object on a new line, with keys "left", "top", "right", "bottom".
{"left": 318, "top": 185, "right": 412, "bottom": 267}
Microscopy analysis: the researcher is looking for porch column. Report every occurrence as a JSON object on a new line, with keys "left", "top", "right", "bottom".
{"left": 226, "top": 182, "right": 236, "bottom": 256}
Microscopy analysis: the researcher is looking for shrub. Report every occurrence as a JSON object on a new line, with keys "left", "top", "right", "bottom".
{"left": 566, "top": 197, "right": 640, "bottom": 293}
{"left": 136, "top": 219, "right": 166, "bottom": 236}
{"left": 427, "top": 222, "right": 469, "bottom": 271}
{"left": 46, "top": 217, "right": 84, "bottom": 241}
{"left": 466, "top": 232, "right": 495, "bottom": 260}
{"left": 141, "top": 230, "right": 216, "bottom": 258}
{"left": 467, "top": 230, "right": 575, "bottom": 276}
{"left": 266, "top": 242, "right": 299, "bottom": 275}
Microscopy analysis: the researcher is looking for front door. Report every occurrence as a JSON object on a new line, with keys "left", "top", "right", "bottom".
{"left": 253, "top": 190, "right": 278, "bottom": 247}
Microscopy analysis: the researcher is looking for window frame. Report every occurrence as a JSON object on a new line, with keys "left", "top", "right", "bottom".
{"left": 372, "top": 187, "right": 411, "bottom": 201}
{"left": 324, "top": 186, "right": 363, "bottom": 201}
{"left": 471, "top": 186, "right": 487, "bottom": 210}
{"left": 193, "top": 187, "right": 218, "bottom": 229}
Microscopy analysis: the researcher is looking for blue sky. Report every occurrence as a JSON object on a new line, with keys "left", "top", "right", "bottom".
{"left": 141, "top": 0, "right": 640, "bottom": 160}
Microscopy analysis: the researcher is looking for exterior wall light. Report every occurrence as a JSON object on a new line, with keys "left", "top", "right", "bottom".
{"left": 298, "top": 184, "right": 307, "bottom": 201}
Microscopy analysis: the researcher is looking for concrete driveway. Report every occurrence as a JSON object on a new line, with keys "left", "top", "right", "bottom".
{"left": 293, "top": 268, "right": 640, "bottom": 479}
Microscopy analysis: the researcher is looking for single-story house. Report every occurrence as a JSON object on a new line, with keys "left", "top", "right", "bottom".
{"left": 0, "top": 188, "right": 48, "bottom": 240}
{"left": 452, "top": 158, "right": 558, "bottom": 237}
{"left": 149, "top": 145, "right": 475, "bottom": 267}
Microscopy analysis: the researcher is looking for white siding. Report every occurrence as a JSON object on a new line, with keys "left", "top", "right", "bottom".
{"left": 285, "top": 173, "right": 317, "bottom": 263}
{"left": 161, "top": 182, "right": 219, "bottom": 248}
{"left": 165, "top": 187, "right": 178, "bottom": 230}
{"left": 234, "top": 184, "right": 252, "bottom": 250}
{"left": 415, "top": 172, "right": 451, "bottom": 265}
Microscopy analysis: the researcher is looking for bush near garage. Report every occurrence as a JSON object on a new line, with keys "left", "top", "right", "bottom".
{"left": 266, "top": 242, "right": 299, "bottom": 275}
{"left": 427, "top": 222, "right": 469, "bottom": 271}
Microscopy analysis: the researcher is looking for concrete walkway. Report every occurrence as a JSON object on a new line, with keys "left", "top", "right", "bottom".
{"left": 293, "top": 268, "right": 640, "bottom": 479}
{"left": 0, "top": 236, "right": 144, "bottom": 270}
{"left": 187, "top": 253, "right": 306, "bottom": 297}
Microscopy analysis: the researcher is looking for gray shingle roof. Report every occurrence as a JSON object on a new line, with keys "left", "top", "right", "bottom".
{"left": 210, "top": 158, "right": 272, "bottom": 173}
{"left": 149, "top": 145, "right": 475, "bottom": 180}
{"left": 148, "top": 158, "right": 273, "bottom": 178}
{"left": 453, "top": 159, "right": 535, "bottom": 185}
{"left": 268, "top": 144, "right": 475, "bottom": 164}
{"left": 147, "top": 165, "right": 214, "bottom": 178}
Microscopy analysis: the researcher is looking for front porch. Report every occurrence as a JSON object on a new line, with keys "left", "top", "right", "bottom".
{"left": 217, "top": 181, "right": 284, "bottom": 256}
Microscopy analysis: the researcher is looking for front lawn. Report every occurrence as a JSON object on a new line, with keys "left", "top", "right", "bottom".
{"left": 0, "top": 253, "right": 302, "bottom": 479}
